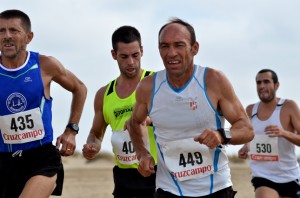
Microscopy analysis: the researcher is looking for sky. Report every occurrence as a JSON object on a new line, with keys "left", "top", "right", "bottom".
{"left": 2, "top": 0, "right": 300, "bottom": 155}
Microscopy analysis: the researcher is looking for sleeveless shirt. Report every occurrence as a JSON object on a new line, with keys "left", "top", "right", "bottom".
{"left": 103, "top": 70, "right": 157, "bottom": 169}
{"left": 249, "top": 98, "right": 300, "bottom": 182}
{"left": 0, "top": 51, "right": 53, "bottom": 152}
{"left": 149, "top": 65, "right": 232, "bottom": 196}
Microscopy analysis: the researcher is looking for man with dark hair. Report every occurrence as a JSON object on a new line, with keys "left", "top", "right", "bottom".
{"left": 0, "top": 9, "right": 87, "bottom": 198}
{"left": 129, "top": 17, "right": 254, "bottom": 198}
{"left": 239, "top": 69, "right": 300, "bottom": 198}
{"left": 82, "top": 25, "right": 157, "bottom": 198}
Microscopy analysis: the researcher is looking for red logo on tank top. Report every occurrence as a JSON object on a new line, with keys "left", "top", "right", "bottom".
{"left": 190, "top": 100, "right": 198, "bottom": 110}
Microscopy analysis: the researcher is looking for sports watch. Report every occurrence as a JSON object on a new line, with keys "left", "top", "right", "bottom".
{"left": 217, "top": 128, "right": 232, "bottom": 145}
{"left": 66, "top": 123, "right": 79, "bottom": 134}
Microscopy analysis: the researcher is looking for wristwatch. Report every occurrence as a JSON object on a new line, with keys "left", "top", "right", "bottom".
{"left": 66, "top": 123, "right": 79, "bottom": 134}
{"left": 217, "top": 128, "right": 232, "bottom": 145}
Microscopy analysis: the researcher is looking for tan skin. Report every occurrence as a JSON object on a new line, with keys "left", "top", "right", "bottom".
{"left": 0, "top": 17, "right": 87, "bottom": 198}
{"left": 129, "top": 22, "right": 254, "bottom": 177}
{"left": 238, "top": 72, "right": 300, "bottom": 198}
{"left": 82, "top": 41, "right": 149, "bottom": 160}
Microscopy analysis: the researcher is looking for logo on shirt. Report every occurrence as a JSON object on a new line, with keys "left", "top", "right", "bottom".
{"left": 190, "top": 99, "right": 198, "bottom": 110}
{"left": 114, "top": 106, "right": 133, "bottom": 118}
{"left": 24, "top": 77, "right": 32, "bottom": 82}
{"left": 6, "top": 92, "right": 27, "bottom": 113}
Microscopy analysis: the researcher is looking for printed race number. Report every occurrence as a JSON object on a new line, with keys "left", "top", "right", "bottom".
{"left": 179, "top": 152, "right": 203, "bottom": 167}
{"left": 122, "top": 141, "right": 135, "bottom": 154}
{"left": 10, "top": 114, "right": 34, "bottom": 132}
{"left": 256, "top": 143, "right": 272, "bottom": 153}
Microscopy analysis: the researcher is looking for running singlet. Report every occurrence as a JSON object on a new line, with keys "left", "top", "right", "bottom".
{"left": 249, "top": 99, "right": 300, "bottom": 183}
{"left": 149, "top": 65, "right": 232, "bottom": 197}
{"left": 0, "top": 51, "right": 53, "bottom": 152}
{"left": 103, "top": 70, "right": 157, "bottom": 169}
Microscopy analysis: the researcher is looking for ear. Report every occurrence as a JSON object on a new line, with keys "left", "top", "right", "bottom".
{"left": 191, "top": 41, "right": 199, "bottom": 56}
{"left": 140, "top": 46, "right": 144, "bottom": 57}
{"left": 275, "top": 82, "right": 280, "bottom": 91}
{"left": 111, "top": 49, "right": 117, "bottom": 60}
{"left": 26, "top": 32, "right": 34, "bottom": 44}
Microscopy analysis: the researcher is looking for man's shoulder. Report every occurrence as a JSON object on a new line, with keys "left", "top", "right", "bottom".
{"left": 282, "top": 99, "right": 298, "bottom": 109}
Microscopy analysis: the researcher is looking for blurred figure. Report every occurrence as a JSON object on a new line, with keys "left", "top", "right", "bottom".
{"left": 238, "top": 69, "right": 300, "bottom": 198}
{"left": 82, "top": 25, "right": 157, "bottom": 198}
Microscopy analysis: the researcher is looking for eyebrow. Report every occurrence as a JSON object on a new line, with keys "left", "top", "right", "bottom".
{"left": 256, "top": 79, "right": 271, "bottom": 84}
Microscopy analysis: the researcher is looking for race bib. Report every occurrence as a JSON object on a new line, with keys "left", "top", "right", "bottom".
{"left": 160, "top": 138, "right": 214, "bottom": 181}
{"left": 0, "top": 108, "right": 45, "bottom": 144}
{"left": 249, "top": 134, "right": 279, "bottom": 161}
{"left": 111, "top": 130, "right": 139, "bottom": 165}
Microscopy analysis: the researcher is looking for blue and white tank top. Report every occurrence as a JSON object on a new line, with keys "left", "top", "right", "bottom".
{"left": 149, "top": 65, "right": 232, "bottom": 196}
{"left": 0, "top": 51, "right": 53, "bottom": 152}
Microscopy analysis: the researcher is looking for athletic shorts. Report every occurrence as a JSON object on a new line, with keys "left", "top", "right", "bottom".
{"left": 252, "top": 177, "right": 300, "bottom": 197}
{"left": 112, "top": 165, "right": 156, "bottom": 198}
{"left": 154, "top": 187, "right": 236, "bottom": 198}
{"left": 0, "top": 143, "right": 64, "bottom": 198}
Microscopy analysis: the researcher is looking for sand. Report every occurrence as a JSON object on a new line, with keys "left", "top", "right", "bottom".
{"left": 50, "top": 152, "right": 255, "bottom": 198}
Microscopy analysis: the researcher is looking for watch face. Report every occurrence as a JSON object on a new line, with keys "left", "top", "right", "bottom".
{"left": 224, "top": 129, "right": 232, "bottom": 138}
{"left": 72, "top": 124, "right": 79, "bottom": 131}
{"left": 67, "top": 123, "right": 79, "bottom": 132}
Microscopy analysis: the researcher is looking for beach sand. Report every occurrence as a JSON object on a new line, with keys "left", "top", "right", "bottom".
{"left": 51, "top": 152, "right": 255, "bottom": 198}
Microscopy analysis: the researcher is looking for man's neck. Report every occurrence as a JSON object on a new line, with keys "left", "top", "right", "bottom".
{"left": 0, "top": 51, "right": 28, "bottom": 69}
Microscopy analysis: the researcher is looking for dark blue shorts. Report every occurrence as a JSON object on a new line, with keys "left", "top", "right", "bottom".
{"left": 0, "top": 143, "right": 64, "bottom": 198}
{"left": 252, "top": 177, "right": 300, "bottom": 197}
{"left": 112, "top": 165, "right": 156, "bottom": 198}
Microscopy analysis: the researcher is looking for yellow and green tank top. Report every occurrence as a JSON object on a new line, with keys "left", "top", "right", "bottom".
{"left": 103, "top": 70, "right": 157, "bottom": 169}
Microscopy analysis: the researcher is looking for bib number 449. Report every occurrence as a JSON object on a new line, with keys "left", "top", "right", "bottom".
{"left": 179, "top": 152, "right": 203, "bottom": 167}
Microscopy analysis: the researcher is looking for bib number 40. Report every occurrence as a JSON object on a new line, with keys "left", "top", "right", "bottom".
{"left": 122, "top": 141, "right": 135, "bottom": 154}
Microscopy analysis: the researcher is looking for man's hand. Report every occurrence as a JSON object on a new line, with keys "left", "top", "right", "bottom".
{"left": 82, "top": 143, "right": 100, "bottom": 160}
{"left": 238, "top": 144, "right": 249, "bottom": 159}
{"left": 137, "top": 154, "right": 155, "bottom": 177}
{"left": 56, "top": 129, "right": 76, "bottom": 156}
{"left": 194, "top": 129, "right": 222, "bottom": 149}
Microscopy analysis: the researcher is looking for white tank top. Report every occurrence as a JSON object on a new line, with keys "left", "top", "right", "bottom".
{"left": 249, "top": 98, "right": 300, "bottom": 182}
{"left": 149, "top": 65, "right": 232, "bottom": 196}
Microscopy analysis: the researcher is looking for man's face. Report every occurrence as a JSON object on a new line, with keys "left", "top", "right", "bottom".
{"left": 112, "top": 40, "right": 143, "bottom": 79}
{"left": 0, "top": 18, "right": 32, "bottom": 59}
{"left": 158, "top": 23, "right": 198, "bottom": 79}
{"left": 256, "top": 72, "right": 278, "bottom": 103}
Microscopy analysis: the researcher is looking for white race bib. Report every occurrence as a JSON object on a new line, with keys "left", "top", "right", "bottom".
{"left": 160, "top": 138, "right": 214, "bottom": 181}
{"left": 111, "top": 130, "right": 139, "bottom": 165}
{"left": 0, "top": 108, "right": 45, "bottom": 144}
{"left": 249, "top": 134, "right": 279, "bottom": 161}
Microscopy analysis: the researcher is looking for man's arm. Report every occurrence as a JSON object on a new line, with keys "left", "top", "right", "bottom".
{"left": 213, "top": 69, "right": 254, "bottom": 145}
{"left": 82, "top": 86, "right": 108, "bottom": 160}
{"left": 265, "top": 99, "right": 300, "bottom": 146}
{"left": 195, "top": 68, "right": 254, "bottom": 148}
{"left": 129, "top": 76, "right": 155, "bottom": 177}
{"left": 238, "top": 105, "right": 254, "bottom": 159}
{"left": 40, "top": 55, "right": 87, "bottom": 156}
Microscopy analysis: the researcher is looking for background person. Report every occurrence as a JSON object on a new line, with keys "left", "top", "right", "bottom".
{"left": 82, "top": 25, "right": 157, "bottom": 198}
{"left": 238, "top": 69, "right": 300, "bottom": 198}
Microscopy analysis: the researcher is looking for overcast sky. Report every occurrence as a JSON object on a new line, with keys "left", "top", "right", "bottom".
{"left": 2, "top": 0, "right": 300, "bottom": 155}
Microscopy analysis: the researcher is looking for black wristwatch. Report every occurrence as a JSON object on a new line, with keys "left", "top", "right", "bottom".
{"left": 66, "top": 123, "right": 79, "bottom": 134}
{"left": 217, "top": 128, "right": 232, "bottom": 145}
